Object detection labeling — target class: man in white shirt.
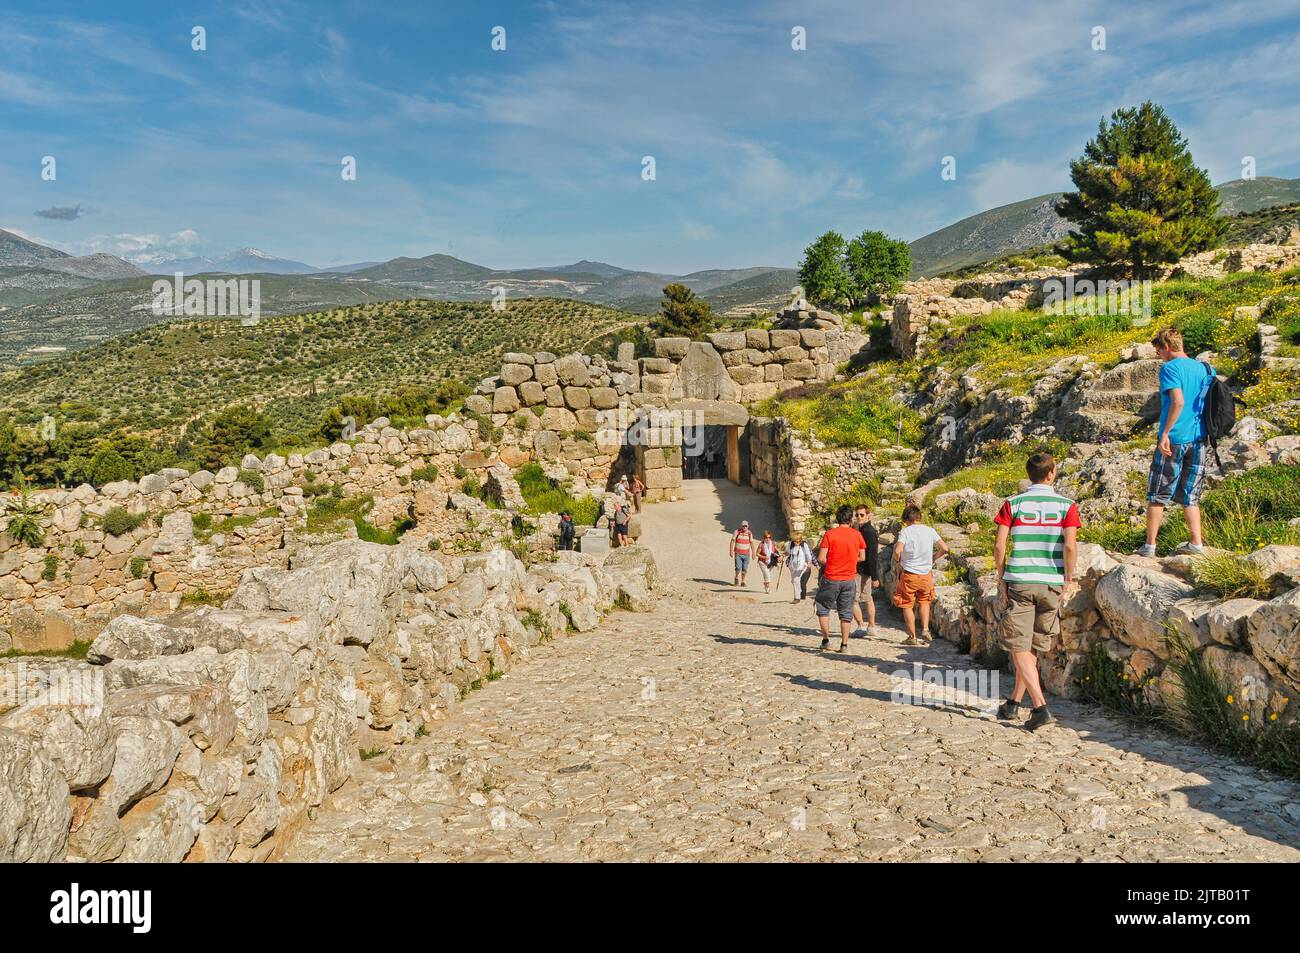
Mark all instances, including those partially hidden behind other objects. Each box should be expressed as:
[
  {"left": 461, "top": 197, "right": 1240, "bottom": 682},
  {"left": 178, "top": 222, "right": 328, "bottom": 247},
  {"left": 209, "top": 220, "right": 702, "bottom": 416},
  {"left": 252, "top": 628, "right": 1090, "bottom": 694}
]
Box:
[{"left": 891, "top": 504, "right": 949, "bottom": 645}]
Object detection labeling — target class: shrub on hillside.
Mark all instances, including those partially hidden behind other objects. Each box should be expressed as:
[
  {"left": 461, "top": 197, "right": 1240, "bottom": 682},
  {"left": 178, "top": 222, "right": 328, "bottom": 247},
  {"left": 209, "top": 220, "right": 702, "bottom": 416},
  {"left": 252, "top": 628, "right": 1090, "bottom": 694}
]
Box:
[{"left": 101, "top": 506, "right": 148, "bottom": 537}]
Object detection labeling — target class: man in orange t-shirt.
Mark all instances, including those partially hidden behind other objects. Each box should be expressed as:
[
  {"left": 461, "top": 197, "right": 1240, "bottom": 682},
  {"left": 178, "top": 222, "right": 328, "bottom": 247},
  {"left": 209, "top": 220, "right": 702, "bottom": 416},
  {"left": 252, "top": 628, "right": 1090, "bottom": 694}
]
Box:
[{"left": 816, "top": 505, "right": 867, "bottom": 653}]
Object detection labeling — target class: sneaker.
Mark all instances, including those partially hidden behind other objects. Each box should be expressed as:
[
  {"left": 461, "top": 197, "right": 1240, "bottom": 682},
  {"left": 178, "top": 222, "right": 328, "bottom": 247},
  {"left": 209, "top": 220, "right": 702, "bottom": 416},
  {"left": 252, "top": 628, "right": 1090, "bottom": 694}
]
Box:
[
  {"left": 1177, "top": 542, "right": 1205, "bottom": 555},
  {"left": 996, "top": 698, "right": 1024, "bottom": 720},
  {"left": 819, "top": 637, "right": 830, "bottom": 651},
  {"left": 1133, "top": 543, "right": 1157, "bottom": 558},
  {"left": 1024, "top": 706, "right": 1056, "bottom": 731},
  {"left": 905, "top": 636, "right": 919, "bottom": 646},
  {"left": 867, "top": 626, "right": 881, "bottom": 638}
]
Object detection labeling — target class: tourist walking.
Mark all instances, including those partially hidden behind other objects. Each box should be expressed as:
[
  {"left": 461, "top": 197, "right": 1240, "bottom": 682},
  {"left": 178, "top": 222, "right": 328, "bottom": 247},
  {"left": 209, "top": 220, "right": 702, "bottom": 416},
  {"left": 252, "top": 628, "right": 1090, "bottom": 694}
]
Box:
[
  {"left": 815, "top": 506, "right": 867, "bottom": 653},
  {"left": 730, "top": 519, "right": 754, "bottom": 586},
  {"left": 756, "top": 530, "right": 780, "bottom": 594},
  {"left": 1137, "top": 327, "right": 1216, "bottom": 557},
  {"left": 993, "top": 452, "right": 1080, "bottom": 732},
  {"left": 891, "top": 504, "right": 948, "bottom": 645},
  {"left": 630, "top": 474, "right": 645, "bottom": 512},
  {"left": 612, "top": 501, "right": 631, "bottom": 547},
  {"left": 785, "top": 532, "right": 815, "bottom": 602},
  {"left": 557, "top": 510, "right": 576, "bottom": 551},
  {"left": 852, "top": 503, "right": 881, "bottom": 637}
]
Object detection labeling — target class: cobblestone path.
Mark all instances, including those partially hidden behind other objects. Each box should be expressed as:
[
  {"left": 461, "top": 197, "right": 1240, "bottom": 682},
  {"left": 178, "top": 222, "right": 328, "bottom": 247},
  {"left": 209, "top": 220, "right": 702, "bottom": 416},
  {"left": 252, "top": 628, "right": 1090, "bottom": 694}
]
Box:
[{"left": 280, "top": 482, "right": 1300, "bottom": 862}]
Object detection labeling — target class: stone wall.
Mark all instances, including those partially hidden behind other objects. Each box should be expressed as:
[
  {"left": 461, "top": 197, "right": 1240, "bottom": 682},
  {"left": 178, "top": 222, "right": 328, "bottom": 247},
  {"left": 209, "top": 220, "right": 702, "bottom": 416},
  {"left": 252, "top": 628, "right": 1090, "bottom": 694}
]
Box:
[
  {"left": 0, "top": 414, "right": 559, "bottom": 653},
  {"left": 0, "top": 538, "right": 661, "bottom": 862}
]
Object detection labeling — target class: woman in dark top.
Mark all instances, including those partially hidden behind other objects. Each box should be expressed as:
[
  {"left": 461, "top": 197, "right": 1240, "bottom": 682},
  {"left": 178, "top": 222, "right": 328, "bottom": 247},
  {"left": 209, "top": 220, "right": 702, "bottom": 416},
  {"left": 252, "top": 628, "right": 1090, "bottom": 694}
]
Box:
[{"left": 853, "top": 503, "right": 881, "bottom": 637}]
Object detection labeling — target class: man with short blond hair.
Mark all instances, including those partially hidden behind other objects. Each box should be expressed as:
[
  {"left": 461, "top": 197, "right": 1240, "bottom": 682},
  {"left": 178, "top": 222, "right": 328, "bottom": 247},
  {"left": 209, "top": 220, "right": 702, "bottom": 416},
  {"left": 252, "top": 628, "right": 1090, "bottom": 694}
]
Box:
[{"left": 1139, "top": 327, "right": 1215, "bottom": 557}]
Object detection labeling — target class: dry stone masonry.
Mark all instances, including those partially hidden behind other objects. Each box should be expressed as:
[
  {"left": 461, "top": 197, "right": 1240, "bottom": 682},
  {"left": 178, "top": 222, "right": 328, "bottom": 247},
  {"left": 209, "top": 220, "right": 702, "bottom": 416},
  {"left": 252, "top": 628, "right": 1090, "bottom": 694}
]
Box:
[{"left": 0, "top": 537, "right": 661, "bottom": 862}]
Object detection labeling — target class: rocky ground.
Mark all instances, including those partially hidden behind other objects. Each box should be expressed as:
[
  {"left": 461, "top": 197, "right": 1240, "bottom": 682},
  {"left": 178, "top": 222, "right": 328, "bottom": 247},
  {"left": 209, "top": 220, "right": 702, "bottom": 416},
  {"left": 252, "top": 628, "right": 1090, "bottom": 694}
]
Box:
[{"left": 279, "top": 481, "right": 1300, "bottom": 862}]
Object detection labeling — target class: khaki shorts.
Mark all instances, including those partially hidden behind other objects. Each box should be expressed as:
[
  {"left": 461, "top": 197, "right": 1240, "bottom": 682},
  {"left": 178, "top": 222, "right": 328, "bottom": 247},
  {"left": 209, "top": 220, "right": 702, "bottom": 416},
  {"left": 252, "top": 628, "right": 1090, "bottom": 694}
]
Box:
[
  {"left": 892, "top": 571, "right": 935, "bottom": 608},
  {"left": 998, "top": 583, "right": 1062, "bottom": 653}
]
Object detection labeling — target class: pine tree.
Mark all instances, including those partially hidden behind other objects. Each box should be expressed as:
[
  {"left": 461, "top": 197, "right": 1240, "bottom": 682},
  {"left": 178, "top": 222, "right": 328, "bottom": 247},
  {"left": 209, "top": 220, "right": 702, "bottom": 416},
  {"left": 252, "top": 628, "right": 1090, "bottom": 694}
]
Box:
[
  {"left": 1058, "top": 101, "right": 1226, "bottom": 277},
  {"left": 652, "top": 283, "right": 716, "bottom": 339}
]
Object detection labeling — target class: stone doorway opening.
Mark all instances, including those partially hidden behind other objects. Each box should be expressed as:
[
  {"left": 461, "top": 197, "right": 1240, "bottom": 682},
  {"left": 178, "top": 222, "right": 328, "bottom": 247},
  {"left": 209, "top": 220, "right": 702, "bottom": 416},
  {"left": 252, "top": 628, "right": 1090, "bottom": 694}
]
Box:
[{"left": 682, "top": 423, "right": 729, "bottom": 480}]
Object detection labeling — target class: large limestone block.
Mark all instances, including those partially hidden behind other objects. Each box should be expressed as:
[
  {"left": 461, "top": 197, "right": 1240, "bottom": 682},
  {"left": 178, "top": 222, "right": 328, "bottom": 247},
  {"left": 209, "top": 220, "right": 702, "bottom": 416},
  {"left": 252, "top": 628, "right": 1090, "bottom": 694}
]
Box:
[
  {"left": 518, "top": 380, "right": 546, "bottom": 406},
  {"left": 88, "top": 616, "right": 193, "bottom": 663},
  {"left": 707, "top": 331, "right": 747, "bottom": 351},
  {"left": 654, "top": 337, "right": 691, "bottom": 359},
  {"left": 564, "top": 386, "right": 592, "bottom": 410},
  {"left": 109, "top": 682, "right": 238, "bottom": 754},
  {"left": 118, "top": 788, "right": 201, "bottom": 863},
  {"left": 98, "top": 715, "right": 184, "bottom": 815},
  {"left": 1247, "top": 586, "right": 1300, "bottom": 689},
  {"left": 541, "top": 406, "right": 577, "bottom": 431},
  {"left": 499, "top": 363, "right": 533, "bottom": 386},
  {"left": 492, "top": 386, "right": 521, "bottom": 414},
  {"left": 678, "top": 342, "right": 738, "bottom": 401},
  {"left": 554, "top": 354, "right": 590, "bottom": 387},
  {"left": 589, "top": 386, "right": 620, "bottom": 410},
  {"left": 534, "top": 362, "right": 559, "bottom": 386},
  {"left": 784, "top": 360, "right": 818, "bottom": 380},
  {"left": 1095, "top": 564, "right": 1196, "bottom": 657},
  {"left": 1, "top": 703, "right": 116, "bottom": 790},
  {"left": 0, "top": 728, "right": 71, "bottom": 862},
  {"left": 105, "top": 649, "right": 269, "bottom": 745},
  {"left": 769, "top": 329, "right": 801, "bottom": 348}
]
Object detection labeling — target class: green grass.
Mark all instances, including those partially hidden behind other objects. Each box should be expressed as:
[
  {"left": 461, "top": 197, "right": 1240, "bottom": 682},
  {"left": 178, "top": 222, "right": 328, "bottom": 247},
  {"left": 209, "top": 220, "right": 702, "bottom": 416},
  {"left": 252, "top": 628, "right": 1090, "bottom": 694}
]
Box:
[
  {"left": 926, "top": 438, "right": 1070, "bottom": 500},
  {"left": 1190, "top": 554, "right": 1272, "bottom": 600},
  {"left": 1077, "top": 642, "right": 1157, "bottom": 719},
  {"left": 0, "top": 639, "right": 91, "bottom": 660},
  {"left": 1163, "top": 629, "right": 1300, "bottom": 781},
  {"left": 1082, "top": 464, "right": 1300, "bottom": 555},
  {"left": 756, "top": 364, "right": 924, "bottom": 449},
  {"left": 305, "top": 489, "right": 411, "bottom": 544},
  {"left": 515, "top": 463, "right": 602, "bottom": 524}
]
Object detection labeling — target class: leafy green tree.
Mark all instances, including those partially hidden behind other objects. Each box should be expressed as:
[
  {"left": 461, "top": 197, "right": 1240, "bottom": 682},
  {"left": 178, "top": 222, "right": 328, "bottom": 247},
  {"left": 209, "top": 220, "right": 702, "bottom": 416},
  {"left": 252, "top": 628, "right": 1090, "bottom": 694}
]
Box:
[
  {"left": 87, "top": 449, "right": 133, "bottom": 486},
  {"left": 844, "top": 230, "right": 912, "bottom": 306},
  {"left": 195, "top": 406, "right": 273, "bottom": 470},
  {"left": 652, "top": 283, "right": 716, "bottom": 339},
  {"left": 798, "top": 231, "right": 850, "bottom": 308},
  {"left": 1058, "top": 101, "right": 1227, "bottom": 276}
]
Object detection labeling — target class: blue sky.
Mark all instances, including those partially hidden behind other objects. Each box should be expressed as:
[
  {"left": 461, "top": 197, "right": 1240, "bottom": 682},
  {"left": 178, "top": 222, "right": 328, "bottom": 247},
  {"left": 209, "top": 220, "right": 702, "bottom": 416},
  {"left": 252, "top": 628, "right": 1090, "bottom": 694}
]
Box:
[{"left": 2, "top": 0, "right": 1299, "bottom": 273}]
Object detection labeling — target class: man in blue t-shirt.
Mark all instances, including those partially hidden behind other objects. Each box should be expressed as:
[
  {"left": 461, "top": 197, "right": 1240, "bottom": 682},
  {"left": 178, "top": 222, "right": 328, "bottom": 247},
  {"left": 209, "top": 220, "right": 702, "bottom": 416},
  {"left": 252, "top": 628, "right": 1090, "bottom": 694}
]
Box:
[{"left": 1138, "top": 327, "right": 1213, "bottom": 557}]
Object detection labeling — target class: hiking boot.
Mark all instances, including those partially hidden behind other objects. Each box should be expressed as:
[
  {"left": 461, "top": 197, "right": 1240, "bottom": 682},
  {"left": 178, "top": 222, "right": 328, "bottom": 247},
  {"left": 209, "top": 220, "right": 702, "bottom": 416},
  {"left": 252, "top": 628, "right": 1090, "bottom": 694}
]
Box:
[
  {"left": 996, "top": 698, "right": 1024, "bottom": 720},
  {"left": 1133, "top": 543, "right": 1157, "bottom": 558},
  {"left": 1024, "top": 706, "right": 1056, "bottom": 731}
]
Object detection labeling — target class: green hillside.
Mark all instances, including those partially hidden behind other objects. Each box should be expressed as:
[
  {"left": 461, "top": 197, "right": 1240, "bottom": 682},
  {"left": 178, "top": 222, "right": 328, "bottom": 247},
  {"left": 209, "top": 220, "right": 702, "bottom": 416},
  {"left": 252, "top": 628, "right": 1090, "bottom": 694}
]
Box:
[{"left": 0, "top": 297, "right": 640, "bottom": 445}]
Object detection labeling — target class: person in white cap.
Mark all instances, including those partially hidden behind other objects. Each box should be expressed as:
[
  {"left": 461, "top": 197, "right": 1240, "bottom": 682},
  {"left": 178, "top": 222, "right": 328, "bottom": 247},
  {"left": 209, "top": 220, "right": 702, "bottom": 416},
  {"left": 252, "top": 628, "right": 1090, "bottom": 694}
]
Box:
[{"left": 730, "top": 520, "right": 754, "bottom": 586}]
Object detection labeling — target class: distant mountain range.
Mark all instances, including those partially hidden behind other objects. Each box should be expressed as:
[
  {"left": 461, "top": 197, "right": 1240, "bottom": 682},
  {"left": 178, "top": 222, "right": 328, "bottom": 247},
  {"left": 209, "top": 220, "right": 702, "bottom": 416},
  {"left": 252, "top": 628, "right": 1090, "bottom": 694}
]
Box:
[
  {"left": 138, "top": 246, "right": 317, "bottom": 275},
  {"left": 908, "top": 176, "right": 1300, "bottom": 276}
]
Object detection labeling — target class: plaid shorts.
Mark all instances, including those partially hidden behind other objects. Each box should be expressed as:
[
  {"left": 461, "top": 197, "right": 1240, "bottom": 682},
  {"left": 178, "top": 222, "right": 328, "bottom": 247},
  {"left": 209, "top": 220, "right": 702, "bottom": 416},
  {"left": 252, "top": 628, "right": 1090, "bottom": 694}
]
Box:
[{"left": 1147, "top": 441, "right": 1206, "bottom": 507}]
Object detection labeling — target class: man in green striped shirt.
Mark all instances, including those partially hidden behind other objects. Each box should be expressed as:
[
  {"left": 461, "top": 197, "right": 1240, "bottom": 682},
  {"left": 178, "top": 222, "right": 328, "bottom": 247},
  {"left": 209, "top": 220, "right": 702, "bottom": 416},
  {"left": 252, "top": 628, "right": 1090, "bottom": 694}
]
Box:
[{"left": 992, "top": 452, "right": 1080, "bottom": 731}]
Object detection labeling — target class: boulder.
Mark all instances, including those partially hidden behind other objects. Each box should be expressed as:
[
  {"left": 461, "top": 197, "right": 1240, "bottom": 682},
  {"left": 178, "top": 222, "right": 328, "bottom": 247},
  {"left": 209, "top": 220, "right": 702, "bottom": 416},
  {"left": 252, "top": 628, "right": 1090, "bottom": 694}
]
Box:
[
  {"left": 0, "top": 703, "right": 116, "bottom": 790},
  {"left": 118, "top": 788, "right": 201, "bottom": 863},
  {"left": 0, "top": 728, "right": 71, "bottom": 862},
  {"left": 1095, "top": 564, "right": 1196, "bottom": 657},
  {"left": 88, "top": 616, "right": 193, "bottom": 664},
  {"left": 1247, "top": 586, "right": 1300, "bottom": 690},
  {"left": 554, "top": 354, "right": 591, "bottom": 387},
  {"left": 97, "top": 715, "right": 184, "bottom": 815}
]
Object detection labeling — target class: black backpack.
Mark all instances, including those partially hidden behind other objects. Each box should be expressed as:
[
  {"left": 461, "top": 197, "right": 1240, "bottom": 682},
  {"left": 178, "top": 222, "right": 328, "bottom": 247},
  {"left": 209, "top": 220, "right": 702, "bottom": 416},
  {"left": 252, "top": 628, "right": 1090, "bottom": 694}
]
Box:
[{"left": 1199, "top": 362, "right": 1237, "bottom": 466}]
